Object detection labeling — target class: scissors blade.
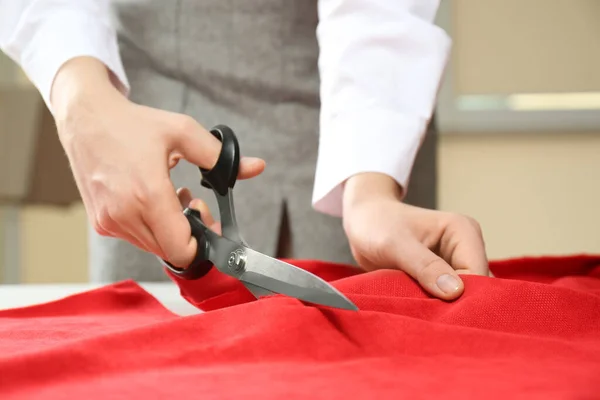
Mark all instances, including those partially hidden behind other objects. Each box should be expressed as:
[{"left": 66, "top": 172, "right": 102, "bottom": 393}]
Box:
[
  {"left": 239, "top": 248, "right": 358, "bottom": 311},
  {"left": 242, "top": 282, "right": 277, "bottom": 298}
]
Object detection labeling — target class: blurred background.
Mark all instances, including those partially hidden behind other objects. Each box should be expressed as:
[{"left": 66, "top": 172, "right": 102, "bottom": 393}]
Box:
[{"left": 1, "top": 0, "right": 599, "bottom": 284}]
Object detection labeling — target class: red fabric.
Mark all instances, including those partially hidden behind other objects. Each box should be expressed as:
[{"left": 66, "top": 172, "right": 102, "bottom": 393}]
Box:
[{"left": 1, "top": 255, "right": 600, "bottom": 399}]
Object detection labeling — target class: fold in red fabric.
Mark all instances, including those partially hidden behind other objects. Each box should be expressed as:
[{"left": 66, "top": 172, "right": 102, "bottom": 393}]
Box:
[{"left": 1, "top": 255, "right": 600, "bottom": 399}]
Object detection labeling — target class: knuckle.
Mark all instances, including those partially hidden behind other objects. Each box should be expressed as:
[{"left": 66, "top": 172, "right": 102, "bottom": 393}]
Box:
[
  {"left": 447, "top": 213, "right": 482, "bottom": 232},
  {"left": 459, "top": 214, "right": 483, "bottom": 235},
  {"left": 173, "top": 115, "right": 197, "bottom": 135},
  {"left": 92, "top": 220, "right": 108, "bottom": 236},
  {"left": 131, "top": 182, "right": 165, "bottom": 207},
  {"left": 95, "top": 208, "right": 115, "bottom": 233},
  {"left": 364, "top": 234, "right": 394, "bottom": 262},
  {"left": 469, "top": 218, "right": 484, "bottom": 235},
  {"left": 446, "top": 213, "right": 466, "bottom": 226},
  {"left": 373, "top": 233, "right": 394, "bottom": 252},
  {"left": 96, "top": 202, "right": 131, "bottom": 232},
  {"left": 107, "top": 204, "right": 129, "bottom": 225},
  {"left": 88, "top": 174, "right": 108, "bottom": 196},
  {"left": 131, "top": 184, "right": 151, "bottom": 206}
]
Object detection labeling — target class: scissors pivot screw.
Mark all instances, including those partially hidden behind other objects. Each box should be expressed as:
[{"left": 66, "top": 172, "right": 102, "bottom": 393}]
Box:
[{"left": 228, "top": 249, "right": 247, "bottom": 273}]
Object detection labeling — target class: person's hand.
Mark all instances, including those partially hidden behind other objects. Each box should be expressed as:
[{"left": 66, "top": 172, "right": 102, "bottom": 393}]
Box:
[
  {"left": 342, "top": 172, "right": 490, "bottom": 300},
  {"left": 51, "top": 57, "right": 265, "bottom": 268},
  {"left": 176, "top": 188, "right": 223, "bottom": 235}
]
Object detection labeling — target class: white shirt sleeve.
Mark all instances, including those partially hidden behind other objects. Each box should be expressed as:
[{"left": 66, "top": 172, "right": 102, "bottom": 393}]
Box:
[
  {"left": 0, "top": 0, "right": 130, "bottom": 111},
  {"left": 314, "top": 0, "right": 451, "bottom": 217}
]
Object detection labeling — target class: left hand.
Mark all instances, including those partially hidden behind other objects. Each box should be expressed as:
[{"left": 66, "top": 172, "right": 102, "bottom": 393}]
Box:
[{"left": 342, "top": 173, "right": 490, "bottom": 301}]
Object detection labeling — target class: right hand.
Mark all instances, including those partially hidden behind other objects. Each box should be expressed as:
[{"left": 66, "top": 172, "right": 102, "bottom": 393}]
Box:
[
  {"left": 51, "top": 57, "right": 265, "bottom": 268},
  {"left": 342, "top": 173, "right": 490, "bottom": 301}
]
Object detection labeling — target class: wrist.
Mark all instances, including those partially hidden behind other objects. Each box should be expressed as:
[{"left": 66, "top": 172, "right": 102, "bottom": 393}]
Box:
[
  {"left": 343, "top": 172, "right": 404, "bottom": 212},
  {"left": 50, "top": 56, "right": 126, "bottom": 124}
]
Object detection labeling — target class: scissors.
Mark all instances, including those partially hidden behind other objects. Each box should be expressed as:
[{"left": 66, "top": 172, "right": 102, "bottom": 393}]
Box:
[{"left": 160, "top": 125, "right": 358, "bottom": 311}]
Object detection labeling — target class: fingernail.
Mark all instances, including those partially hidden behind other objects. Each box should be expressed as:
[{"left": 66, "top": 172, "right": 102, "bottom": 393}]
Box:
[
  {"left": 436, "top": 274, "right": 461, "bottom": 294},
  {"left": 243, "top": 157, "right": 264, "bottom": 165}
]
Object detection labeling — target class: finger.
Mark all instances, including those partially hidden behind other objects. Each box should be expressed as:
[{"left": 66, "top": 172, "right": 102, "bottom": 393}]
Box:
[
  {"left": 176, "top": 188, "right": 217, "bottom": 229},
  {"left": 188, "top": 197, "right": 221, "bottom": 236},
  {"left": 237, "top": 157, "right": 266, "bottom": 180},
  {"left": 209, "top": 221, "right": 222, "bottom": 236},
  {"left": 92, "top": 220, "right": 115, "bottom": 238},
  {"left": 120, "top": 233, "right": 155, "bottom": 255},
  {"left": 441, "top": 217, "right": 489, "bottom": 276},
  {"left": 77, "top": 181, "right": 111, "bottom": 238},
  {"left": 188, "top": 199, "right": 221, "bottom": 235},
  {"left": 144, "top": 178, "right": 198, "bottom": 268},
  {"left": 171, "top": 117, "right": 221, "bottom": 169},
  {"left": 96, "top": 218, "right": 156, "bottom": 255},
  {"left": 84, "top": 177, "right": 162, "bottom": 257},
  {"left": 121, "top": 217, "right": 167, "bottom": 259},
  {"left": 188, "top": 198, "right": 216, "bottom": 227},
  {"left": 176, "top": 187, "right": 193, "bottom": 208},
  {"left": 95, "top": 207, "right": 165, "bottom": 257},
  {"left": 172, "top": 117, "right": 265, "bottom": 180},
  {"left": 391, "top": 238, "right": 464, "bottom": 301}
]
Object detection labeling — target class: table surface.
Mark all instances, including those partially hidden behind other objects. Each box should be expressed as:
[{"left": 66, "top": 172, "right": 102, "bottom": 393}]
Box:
[{"left": 0, "top": 282, "right": 202, "bottom": 316}]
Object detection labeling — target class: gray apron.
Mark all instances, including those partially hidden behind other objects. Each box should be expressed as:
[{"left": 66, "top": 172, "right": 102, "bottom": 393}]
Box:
[{"left": 89, "top": 0, "right": 438, "bottom": 282}]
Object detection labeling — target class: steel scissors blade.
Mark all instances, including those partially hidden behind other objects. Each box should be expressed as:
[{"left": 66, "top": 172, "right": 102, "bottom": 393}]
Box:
[{"left": 160, "top": 125, "right": 358, "bottom": 311}]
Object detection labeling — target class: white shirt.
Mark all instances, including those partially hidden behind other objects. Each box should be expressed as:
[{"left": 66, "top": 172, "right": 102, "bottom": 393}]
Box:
[{"left": 0, "top": 0, "right": 450, "bottom": 218}]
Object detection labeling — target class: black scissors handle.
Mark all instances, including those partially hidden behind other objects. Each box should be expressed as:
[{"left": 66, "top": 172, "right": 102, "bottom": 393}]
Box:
[
  {"left": 199, "top": 125, "right": 240, "bottom": 196},
  {"left": 161, "top": 124, "right": 241, "bottom": 279}
]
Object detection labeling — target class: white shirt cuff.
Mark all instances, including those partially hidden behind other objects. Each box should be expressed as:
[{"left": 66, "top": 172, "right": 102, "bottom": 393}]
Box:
[
  {"left": 7, "top": 8, "right": 129, "bottom": 111},
  {"left": 312, "top": 110, "right": 426, "bottom": 217},
  {"left": 313, "top": 0, "right": 451, "bottom": 218}
]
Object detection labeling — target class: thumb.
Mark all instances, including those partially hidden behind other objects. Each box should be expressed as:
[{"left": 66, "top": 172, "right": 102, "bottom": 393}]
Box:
[
  {"left": 174, "top": 117, "right": 266, "bottom": 179},
  {"left": 393, "top": 238, "right": 464, "bottom": 301}
]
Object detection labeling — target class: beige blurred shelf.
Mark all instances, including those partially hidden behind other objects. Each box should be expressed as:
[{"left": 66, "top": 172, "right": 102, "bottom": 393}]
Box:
[
  {"left": 452, "top": 0, "right": 600, "bottom": 95},
  {"left": 0, "top": 53, "right": 40, "bottom": 284},
  {"left": 435, "top": 0, "right": 600, "bottom": 133}
]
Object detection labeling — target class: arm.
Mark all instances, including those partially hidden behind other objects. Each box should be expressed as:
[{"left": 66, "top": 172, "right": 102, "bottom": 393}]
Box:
[
  {"left": 313, "top": 0, "right": 451, "bottom": 216},
  {"left": 0, "top": 0, "right": 129, "bottom": 111},
  {"left": 0, "top": 0, "right": 265, "bottom": 270},
  {"left": 315, "top": 0, "right": 489, "bottom": 300}
]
